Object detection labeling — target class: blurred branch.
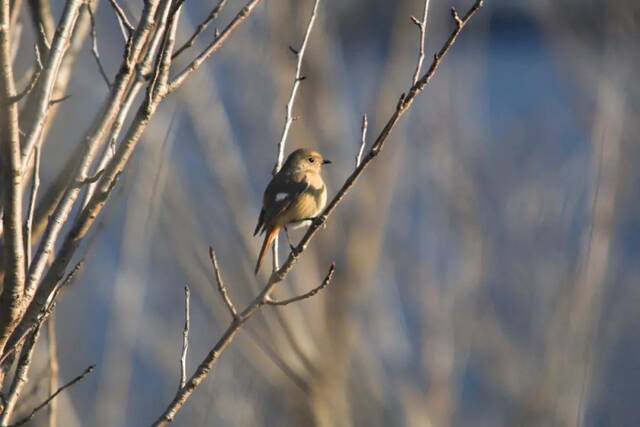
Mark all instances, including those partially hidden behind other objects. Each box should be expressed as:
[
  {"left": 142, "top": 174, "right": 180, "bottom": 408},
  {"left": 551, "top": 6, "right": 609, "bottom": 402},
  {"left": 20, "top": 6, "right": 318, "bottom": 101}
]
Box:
[
  {"left": 172, "top": 0, "right": 227, "bottom": 59},
  {"left": 10, "top": 365, "right": 95, "bottom": 427}
]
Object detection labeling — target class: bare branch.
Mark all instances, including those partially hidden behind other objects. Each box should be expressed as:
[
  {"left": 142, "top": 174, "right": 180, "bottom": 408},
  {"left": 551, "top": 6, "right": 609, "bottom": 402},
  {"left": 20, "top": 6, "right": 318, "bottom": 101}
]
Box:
[
  {"left": 179, "top": 286, "right": 190, "bottom": 389},
  {"left": 152, "top": 1, "right": 483, "bottom": 422},
  {"left": 208, "top": 247, "right": 238, "bottom": 320},
  {"left": 411, "top": 0, "right": 430, "bottom": 85},
  {"left": 86, "top": 2, "right": 112, "bottom": 88},
  {"left": 355, "top": 114, "right": 367, "bottom": 167},
  {"left": 266, "top": 263, "right": 335, "bottom": 306},
  {"left": 172, "top": 0, "right": 227, "bottom": 59},
  {"left": 10, "top": 364, "right": 95, "bottom": 427},
  {"left": 272, "top": 0, "right": 321, "bottom": 174},
  {"left": 168, "top": 0, "right": 264, "bottom": 93}
]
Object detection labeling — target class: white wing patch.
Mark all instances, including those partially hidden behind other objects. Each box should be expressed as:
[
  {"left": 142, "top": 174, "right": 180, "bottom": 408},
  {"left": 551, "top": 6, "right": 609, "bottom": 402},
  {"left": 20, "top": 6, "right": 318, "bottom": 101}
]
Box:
[{"left": 275, "top": 192, "right": 288, "bottom": 202}]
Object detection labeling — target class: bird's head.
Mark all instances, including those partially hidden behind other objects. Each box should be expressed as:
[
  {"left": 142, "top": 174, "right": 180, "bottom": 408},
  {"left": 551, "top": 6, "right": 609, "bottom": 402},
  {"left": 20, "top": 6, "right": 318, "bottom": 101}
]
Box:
[{"left": 285, "top": 148, "right": 331, "bottom": 174}]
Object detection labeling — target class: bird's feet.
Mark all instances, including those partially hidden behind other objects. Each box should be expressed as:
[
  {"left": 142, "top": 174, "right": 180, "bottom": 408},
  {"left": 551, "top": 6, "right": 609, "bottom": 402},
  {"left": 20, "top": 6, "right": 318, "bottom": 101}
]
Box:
[
  {"left": 312, "top": 214, "right": 327, "bottom": 229},
  {"left": 284, "top": 226, "right": 300, "bottom": 256},
  {"left": 289, "top": 244, "right": 301, "bottom": 257}
]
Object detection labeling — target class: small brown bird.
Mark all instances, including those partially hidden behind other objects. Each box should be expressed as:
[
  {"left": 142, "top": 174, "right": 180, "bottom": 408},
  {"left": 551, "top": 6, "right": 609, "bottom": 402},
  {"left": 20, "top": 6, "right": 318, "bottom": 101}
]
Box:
[{"left": 254, "top": 148, "right": 331, "bottom": 274}]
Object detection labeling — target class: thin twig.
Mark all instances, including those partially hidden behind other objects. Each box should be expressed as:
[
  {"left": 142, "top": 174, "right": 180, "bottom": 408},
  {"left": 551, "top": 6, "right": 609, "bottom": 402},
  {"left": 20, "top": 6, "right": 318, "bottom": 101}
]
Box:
[
  {"left": 24, "top": 145, "right": 41, "bottom": 272},
  {"left": 208, "top": 247, "right": 238, "bottom": 320},
  {"left": 86, "top": 2, "right": 112, "bottom": 88},
  {"left": 38, "top": 24, "right": 51, "bottom": 51},
  {"left": 272, "top": 0, "right": 321, "bottom": 174},
  {"left": 107, "top": 0, "right": 134, "bottom": 41},
  {"left": 355, "top": 114, "right": 367, "bottom": 167},
  {"left": 411, "top": 0, "right": 430, "bottom": 85},
  {"left": 48, "top": 94, "right": 72, "bottom": 105},
  {"left": 6, "top": 45, "right": 43, "bottom": 104},
  {"left": 172, "top": 0, "right": 227, "bottom": 59},
  {"left": 10, "top": 365, "right": 95, "bottom": 427},
  {"left": 179, "top": 286, "right": 190, "bottom": 389},
  {"left": 168, "top": 0, "right": 264, "bottom": 93},
  {"left": 266, "top": 263, "right": 335, "bottom": 306}
]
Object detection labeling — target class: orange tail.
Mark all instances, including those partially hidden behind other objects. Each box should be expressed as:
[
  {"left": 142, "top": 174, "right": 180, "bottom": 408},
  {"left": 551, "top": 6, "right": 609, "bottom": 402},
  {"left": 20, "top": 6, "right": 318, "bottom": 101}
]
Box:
[{"left": 255, "top": 227, "right": 279, "bottom": 275}]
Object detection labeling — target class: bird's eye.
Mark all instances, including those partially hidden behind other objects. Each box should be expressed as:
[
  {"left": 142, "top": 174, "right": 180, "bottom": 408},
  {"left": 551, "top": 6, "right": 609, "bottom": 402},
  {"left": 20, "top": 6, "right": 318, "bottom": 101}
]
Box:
[{"left": 308, "top": 157, "right": 315, "bottom": 163}]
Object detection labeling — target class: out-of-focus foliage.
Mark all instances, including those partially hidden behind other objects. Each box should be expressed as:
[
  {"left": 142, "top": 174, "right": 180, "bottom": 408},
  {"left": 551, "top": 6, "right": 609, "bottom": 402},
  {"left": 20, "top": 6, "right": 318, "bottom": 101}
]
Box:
[{"left": 13, "top": 0, "right": 639, "bottom": 425}]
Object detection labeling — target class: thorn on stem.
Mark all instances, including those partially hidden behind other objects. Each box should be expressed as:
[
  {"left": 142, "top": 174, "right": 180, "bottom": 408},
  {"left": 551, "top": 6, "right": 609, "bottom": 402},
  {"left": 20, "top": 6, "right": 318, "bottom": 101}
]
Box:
[
  {"left": 410, "top": 15, "right": 421, "bottom": 27},
  {"left": 49, "top": 94, "right": 72, "bottom": 105},
  {"left": 288, "top": 45, "right": 299, "bottom": 55}
]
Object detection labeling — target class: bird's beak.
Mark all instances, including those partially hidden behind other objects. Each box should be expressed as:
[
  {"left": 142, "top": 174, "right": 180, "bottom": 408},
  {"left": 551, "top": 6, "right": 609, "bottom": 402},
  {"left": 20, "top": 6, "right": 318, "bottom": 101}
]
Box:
[{"left": 322, "top": 159, "right": 332, "bottom": 165}]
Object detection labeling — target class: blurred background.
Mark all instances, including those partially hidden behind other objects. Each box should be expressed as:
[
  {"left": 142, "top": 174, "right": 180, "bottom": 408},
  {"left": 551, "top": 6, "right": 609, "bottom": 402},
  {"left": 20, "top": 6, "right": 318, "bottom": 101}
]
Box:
[{"left": 11, "top": 0, "right": 640, "bottom": 425}]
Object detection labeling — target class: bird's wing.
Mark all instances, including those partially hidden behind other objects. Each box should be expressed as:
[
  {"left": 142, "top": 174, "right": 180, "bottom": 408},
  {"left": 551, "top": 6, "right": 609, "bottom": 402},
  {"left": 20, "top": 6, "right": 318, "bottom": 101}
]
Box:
[{"left": 254, "top": 174, "right": 309, "bottom": 235}]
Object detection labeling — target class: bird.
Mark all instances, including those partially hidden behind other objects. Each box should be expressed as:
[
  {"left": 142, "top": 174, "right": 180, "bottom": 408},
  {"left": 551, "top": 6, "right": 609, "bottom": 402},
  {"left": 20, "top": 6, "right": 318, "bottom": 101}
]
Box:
[{"left": 254, "top": 148, "right": 331, "bottom": 274}]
